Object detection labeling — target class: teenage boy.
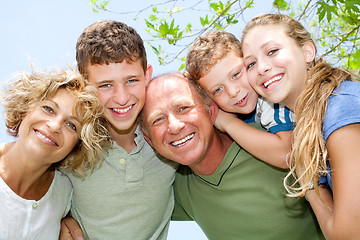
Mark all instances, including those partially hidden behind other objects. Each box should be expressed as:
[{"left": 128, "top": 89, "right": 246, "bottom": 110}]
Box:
[{"left": 61, "top": 20, "right": 177, "bottom": 240}]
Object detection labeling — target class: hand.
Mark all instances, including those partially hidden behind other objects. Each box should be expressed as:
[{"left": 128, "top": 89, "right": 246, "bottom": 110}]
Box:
[
  {"left": 59, "top": 216, "right": 85, "bottom": 240},
  {"left": 214, "top": 109, "right": 237, "bottom": 132}
]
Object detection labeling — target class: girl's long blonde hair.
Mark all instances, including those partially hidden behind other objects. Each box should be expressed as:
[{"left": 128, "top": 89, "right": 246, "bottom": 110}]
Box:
[{"left": 242, "top": 13, "right": 357, "bottom": 197}]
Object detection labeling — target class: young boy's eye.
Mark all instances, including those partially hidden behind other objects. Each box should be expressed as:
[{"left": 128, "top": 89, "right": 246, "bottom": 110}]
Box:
[
  {"left": 268, "top": 49, "right": 279, "bottom": 56},
  {"left": 213, "top": 86, "right": 223, "bottom": 95},
  {"left": 152, "top": 116, "right": 164, "bottom": 126},
  {"left": 232, "top": 72, "right": 241, "bottom": 80}
]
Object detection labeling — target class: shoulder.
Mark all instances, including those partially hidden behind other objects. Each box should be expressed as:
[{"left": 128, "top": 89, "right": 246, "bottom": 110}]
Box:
[{"left": 324, "top": 81, "right": 360, "bottom": 141}]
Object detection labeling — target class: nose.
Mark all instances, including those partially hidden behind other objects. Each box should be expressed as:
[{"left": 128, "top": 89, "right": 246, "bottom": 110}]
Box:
[
  {"left": 226, "top": 85, "right": 240, "bottom": 98},
  {"left": 168, "top": 114, "right": 185, "bottom": 135},
  {"left": 257, "top": 58, "right": 271, "bottom": 75},
  {"left": 113, "top": 85, "right": 130, "bottom": 105},
  {"left": 46, "top": 117, "right": 62, "bottom": 133}
]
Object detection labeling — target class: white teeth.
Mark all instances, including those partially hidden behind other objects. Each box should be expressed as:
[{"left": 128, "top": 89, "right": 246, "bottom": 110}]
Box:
[
  {"left": 113, "top": 105, "right": 132, "bottom": 113},
  {"left": 171, "top": 133, "right": 195, "bottom": 146},
  {"left": 264, "top": 75, "right": 282, "bottom": 88},
  {"left": 36, "top": 130, "right": 57, "bottom": 146}
]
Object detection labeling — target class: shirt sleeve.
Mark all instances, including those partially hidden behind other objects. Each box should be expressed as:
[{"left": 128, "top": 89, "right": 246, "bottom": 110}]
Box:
[
  {"left": 256, "top": 98, "right": 295, "bottom": 134},
  {"left": 323, "top": 81, "right": 360, "bottom": 141}
]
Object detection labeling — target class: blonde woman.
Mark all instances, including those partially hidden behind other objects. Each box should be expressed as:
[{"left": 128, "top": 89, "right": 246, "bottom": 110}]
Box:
[{"left": 0, "top": 68, "right": 108, "bottom": 239}]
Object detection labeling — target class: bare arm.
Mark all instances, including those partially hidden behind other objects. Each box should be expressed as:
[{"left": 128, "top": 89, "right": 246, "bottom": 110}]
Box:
[
  {"left": 59, "top": 216, "right": 85, "bottom": 240},
  {"left": 215, "top": 109, "right": 291, "bottom": 168},
  {"left": 306, "top": 123, "right": 360, "bottom": 240}
]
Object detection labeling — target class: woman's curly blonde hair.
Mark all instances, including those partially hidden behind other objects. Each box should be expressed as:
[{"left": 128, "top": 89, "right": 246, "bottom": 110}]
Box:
[{"left": 1, "top": 67, "right": 109, "bottom": 177}]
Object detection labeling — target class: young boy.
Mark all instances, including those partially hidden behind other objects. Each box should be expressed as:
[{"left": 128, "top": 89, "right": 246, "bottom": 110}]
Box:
[
  {"left": 186, "top": 30, "right": 294, "bottom": 168},
  {"left": 61, "top": 20, "right": 178, "bottom": 240}
]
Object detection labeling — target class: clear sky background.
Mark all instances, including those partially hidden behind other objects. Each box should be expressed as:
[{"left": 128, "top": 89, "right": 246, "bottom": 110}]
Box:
[{"left": 0, "top": 0, "right": 277, "bottom": 239}]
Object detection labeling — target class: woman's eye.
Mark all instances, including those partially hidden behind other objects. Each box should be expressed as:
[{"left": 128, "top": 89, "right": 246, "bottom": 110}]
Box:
[
  {"left": 43, "top": 106, "right": 54, "bottom": 114},
  {"left": 67, "top": 122, "right": 77, "bottom": 131}
]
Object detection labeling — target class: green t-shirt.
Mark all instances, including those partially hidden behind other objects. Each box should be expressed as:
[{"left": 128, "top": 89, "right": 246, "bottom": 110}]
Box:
[{"left": 173, "top": 139, "right": 324, "bottom": 240}]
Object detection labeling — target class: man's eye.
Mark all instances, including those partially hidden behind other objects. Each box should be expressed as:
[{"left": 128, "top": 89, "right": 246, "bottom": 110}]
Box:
[
  {"left": 152, "top": 117, "right": 164, "bottom": 125},
  {"left": 268, "top": 49, "right": 279, "bottom": 56}
]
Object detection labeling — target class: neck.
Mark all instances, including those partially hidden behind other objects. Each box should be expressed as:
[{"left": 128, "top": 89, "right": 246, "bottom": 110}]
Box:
[
  {"left": 107, "top": 122, "right": 138, "bottom": 153},
  {"left": 190, "top": 131, "right": 233, "bottom": 175},
  {"left": 0, "top": 142, "right": 54, "bottom": 200}
]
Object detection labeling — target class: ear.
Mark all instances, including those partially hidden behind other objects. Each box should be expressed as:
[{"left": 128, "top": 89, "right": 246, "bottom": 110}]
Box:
[
  {"left": 141, "top": 128, "right": 153, "bottom": 147},
  {"left": 208, "top": 100, "right": 219, "bottom": 124},
  {"left": 144, "top": 64, "right": 153, "bottom": 85},
  {"left": 302, "top": 41, "right": 316, "bottom": 63}
]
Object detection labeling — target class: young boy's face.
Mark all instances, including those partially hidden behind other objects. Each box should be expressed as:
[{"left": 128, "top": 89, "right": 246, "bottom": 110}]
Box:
[
  {"left": 87, "top": 60, "right": 152, "bottom": 137},
  {"left": 198, "top": 52, "right": 258, "bottom": 114}
]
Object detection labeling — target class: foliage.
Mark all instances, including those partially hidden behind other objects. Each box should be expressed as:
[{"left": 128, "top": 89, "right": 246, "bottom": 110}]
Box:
[{"left": 90, "top": 0, "right": 360, "bottom": 72}]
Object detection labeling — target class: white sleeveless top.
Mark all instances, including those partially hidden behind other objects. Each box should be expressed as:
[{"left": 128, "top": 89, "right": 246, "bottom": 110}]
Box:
[{"left": 0, "top": 170, "right": 72, "bottom": 240}]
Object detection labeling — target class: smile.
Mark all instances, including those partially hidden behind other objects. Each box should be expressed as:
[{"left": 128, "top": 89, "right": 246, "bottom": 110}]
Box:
[
  {"left": 171, "top": 133, "right": 195, "bottom": 147},
  {"left": 264, "top": 75, "right": 282, "bottom": 88},
  {"left": 112, "top": 105, "right": 133, "bottom": 114},
  {"left": 35, "top": 130, "right": 57, "bottom": 146},
  {"left": 235, "top": 94, "right": 247, "bottom": 105}
]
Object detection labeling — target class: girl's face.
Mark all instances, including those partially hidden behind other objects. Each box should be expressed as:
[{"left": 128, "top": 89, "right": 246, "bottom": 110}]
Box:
[
  {"left": 242, "top": 24, "right": 315, "bottom": 111},
  {"left": 18, "top": 88, "right": 81, "bottom": 164}
]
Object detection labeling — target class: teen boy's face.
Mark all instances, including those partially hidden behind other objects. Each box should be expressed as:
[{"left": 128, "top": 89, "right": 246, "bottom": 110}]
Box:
[
  {"left": 198, "top": 52, "right": 258, "bottom": 114},
  {"left": 87, "top": 60, "right": 152, "bottom": 137}
]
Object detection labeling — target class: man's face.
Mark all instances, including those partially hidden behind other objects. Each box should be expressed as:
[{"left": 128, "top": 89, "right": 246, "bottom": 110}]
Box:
[
  {"left": 142, "top": 75, "right": 216, "bottom": 167},
  {"left": 87, "top": 61, "right": 152, "bottom": 138}
]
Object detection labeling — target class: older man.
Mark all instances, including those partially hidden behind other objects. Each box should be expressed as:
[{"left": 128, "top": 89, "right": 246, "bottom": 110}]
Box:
[{"left": 140, "top": 72, "right": 324, "bottom": 240}]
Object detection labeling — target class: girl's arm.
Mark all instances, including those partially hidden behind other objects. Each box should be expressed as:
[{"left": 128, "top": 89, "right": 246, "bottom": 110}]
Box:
[
  {"left": 215, "top": 109, "right": 291, "bottom": 168},
  {"left": 307, "top": 123, "right": 360, "bottom": 240}
]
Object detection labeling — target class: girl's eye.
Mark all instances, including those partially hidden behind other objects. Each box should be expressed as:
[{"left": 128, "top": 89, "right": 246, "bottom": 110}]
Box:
[
  {"left": 213, "top": 86, "right": 223, "bottom": 95},
  {"left": 43, "top": 106, "right": 54, "bottom": 114},
  {"left": 246, "top": 62, "right": 255, "bottom": 70},
  {"left": 66, "top": 122, "right": 77, "bottom": 131},
  {"left": 268, "top": 49, "right": 279, "bottom": 56}
]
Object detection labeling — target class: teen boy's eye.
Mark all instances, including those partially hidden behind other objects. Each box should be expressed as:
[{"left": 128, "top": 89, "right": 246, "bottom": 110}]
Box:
[
  {"left": 152, "top": 116, "right": 164, "bottom": 126},
  {"left": 127, "top": 79, "right": 138, "bottom": 84},
  {"left": 98, "top": 83, "right": 111, "bottom": 88}
]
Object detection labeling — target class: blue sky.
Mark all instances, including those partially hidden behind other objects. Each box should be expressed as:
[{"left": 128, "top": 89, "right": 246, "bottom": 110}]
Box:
[{"left": 0, "top": 1, "right": 276, "bottom": 239}]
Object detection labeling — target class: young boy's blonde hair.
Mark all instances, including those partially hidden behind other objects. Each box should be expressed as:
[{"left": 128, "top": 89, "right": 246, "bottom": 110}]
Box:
[
  {"left": 186, "top": 30, "right": 242, "bottom": 80},
  {"left": 2, "top": 68, "right": 109, "bottom": 177}
]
